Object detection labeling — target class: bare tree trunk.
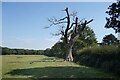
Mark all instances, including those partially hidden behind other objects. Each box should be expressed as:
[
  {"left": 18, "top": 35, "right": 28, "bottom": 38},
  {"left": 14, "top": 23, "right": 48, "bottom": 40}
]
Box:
[
  {"left": 65, "top": 34, "right": 80, "bottom": 61},
  {"left": 65, "top": 17, "right": 79, "bottom": 61},
  {"left": 65, "top": 44, "right": 73, "bottom": 61}
]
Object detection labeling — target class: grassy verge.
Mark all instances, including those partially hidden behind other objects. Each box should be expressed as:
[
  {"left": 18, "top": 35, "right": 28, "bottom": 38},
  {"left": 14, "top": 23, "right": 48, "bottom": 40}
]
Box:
[
  {"left": 0, "top": 55, "right": 2, "bottom": 78},
  {"left": 2, "top": 55, "right": 118, "bottom": 79}
]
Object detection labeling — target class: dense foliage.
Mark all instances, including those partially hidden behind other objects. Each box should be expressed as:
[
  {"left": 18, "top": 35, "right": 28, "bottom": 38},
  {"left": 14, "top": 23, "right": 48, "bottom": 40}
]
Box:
[
  {"left": 73, "top": 26, "right": 97, "bottom": 53},
  {"left": 74, "top": 45, "right": 120, "bottom": 75},
  {"left": 2, "top": 47, "right": 44, "bottom": 55},
  {"left": 105, "top": 1, "right": 120, "bottom": 33},
  {"left": 43, "top": 42, "right": 64, "bottom": 58},
  {"left": 102, "top": 34, "right": 119, "bottom": 45}
]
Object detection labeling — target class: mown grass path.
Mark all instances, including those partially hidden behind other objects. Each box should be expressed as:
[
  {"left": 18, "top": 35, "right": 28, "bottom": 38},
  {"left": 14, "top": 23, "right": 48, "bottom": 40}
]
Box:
[{"left": 2, "top": 55, "right": 118, "bottom": 78}]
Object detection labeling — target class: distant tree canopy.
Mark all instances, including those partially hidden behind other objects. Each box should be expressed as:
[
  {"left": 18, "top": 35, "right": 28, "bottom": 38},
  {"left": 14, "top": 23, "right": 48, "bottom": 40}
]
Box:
[
  {"left": 2, "top": 47, "right": 44, "bottom": 55},
  {"left": 105, "top": 1, "right": 120, "bottom": 33},
  {"left": 102, "top": 34, "right": 119, "bottom": 45}
]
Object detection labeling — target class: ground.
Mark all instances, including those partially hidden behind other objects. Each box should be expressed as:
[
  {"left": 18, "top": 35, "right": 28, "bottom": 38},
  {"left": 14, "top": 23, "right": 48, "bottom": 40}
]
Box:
[
  {"left": 1, "top": 55, "right": 118, "bottom": 79},
  {"left": 0, "top": 55, "right": 2, "bottom": 78}
]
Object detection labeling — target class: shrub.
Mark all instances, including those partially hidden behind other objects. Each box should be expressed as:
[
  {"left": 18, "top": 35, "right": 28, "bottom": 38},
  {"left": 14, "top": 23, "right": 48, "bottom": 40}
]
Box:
[{"left": 74, "top": 45, "right": 120, "bottom": 75}]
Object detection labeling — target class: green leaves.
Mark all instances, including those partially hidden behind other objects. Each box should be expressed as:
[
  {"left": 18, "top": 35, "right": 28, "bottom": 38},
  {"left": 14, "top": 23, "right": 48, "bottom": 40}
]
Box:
[
  {"left": 102, "top": 34, "right": 119, "bottom": 45},
  {"left": 105, "top": 1, "right": 120, "bottom": 33}
]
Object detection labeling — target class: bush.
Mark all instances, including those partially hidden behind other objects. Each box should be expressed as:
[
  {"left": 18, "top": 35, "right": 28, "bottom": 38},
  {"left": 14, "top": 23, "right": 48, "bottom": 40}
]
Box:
[
  {"left": 101, "top": 61, "right": 114, "bottom": 71},
  {"left": 74, "top": 45, "right": 120, "bottom": 75}
]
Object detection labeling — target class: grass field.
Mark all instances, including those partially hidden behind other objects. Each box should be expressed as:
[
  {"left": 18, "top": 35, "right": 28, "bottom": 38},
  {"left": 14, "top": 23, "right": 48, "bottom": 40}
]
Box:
[
  {"left": 0, "top": 55, "right": 2, "bottom": 78},
  {"left": 2, "top": 55, "right": 118, "bottom": 79}
]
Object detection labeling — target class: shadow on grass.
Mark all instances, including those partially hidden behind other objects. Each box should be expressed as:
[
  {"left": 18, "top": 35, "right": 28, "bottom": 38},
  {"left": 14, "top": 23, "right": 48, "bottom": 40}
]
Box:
[
  {"left": 5, "top": 66, "right": 116, "bottom": 78},
  {"left": 8, "top": 60, "right": 63, "bottom": 64}
]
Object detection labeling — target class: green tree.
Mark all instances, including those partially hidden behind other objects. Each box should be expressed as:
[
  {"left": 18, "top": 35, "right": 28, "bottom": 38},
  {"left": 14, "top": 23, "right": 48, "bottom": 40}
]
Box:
[
  {"left": 102, "top": 34, "right": 119, "bottom": 45},
  {"left": 2, "top": 47, "right": 10, "bottom": 55},
  {"left": 44, "top": 48, "right": 51, "bottom": 56},
  {"left": 49, "top": 42, "right": 65, "bottom": 58},
  {"left": 73, "top": 26, "right": 97, "bottom": 52},
  {"left": 105, "top": 1, "right": 120, "bottom": 33}
]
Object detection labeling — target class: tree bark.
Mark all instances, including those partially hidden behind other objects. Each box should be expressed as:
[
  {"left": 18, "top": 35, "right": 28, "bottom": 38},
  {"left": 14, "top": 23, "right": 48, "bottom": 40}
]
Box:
[
  {"left": 65, "top": 44, "right": 73, "bottom": 61},
  {"left": 65, "top": 17, "right": 79, "bottom": 61}
]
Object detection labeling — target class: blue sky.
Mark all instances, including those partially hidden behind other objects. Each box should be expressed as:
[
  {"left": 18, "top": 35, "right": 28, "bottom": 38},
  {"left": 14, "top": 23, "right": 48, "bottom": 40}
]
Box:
[
  {"left": 2, "top": 2, "right": 118, "bottom": 50},
  {"left": 0, "top": 2, "right": 1, "bottom": 47},
  {"left": 2, "top": 0, "right": 116, "bottom": 2}
]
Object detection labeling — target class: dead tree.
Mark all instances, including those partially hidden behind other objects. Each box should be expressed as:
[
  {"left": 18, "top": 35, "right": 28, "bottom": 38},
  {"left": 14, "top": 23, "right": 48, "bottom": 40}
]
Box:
[{"left": 48, "top": 8, "right": 93, "bottom": 61}]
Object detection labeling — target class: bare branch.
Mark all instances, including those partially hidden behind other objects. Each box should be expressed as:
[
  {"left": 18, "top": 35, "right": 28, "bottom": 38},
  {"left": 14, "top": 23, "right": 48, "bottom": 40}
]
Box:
[
  {"left": 86, "top": 19, "right": 94, "bottom": 24},
  {"left": 53, "top": 16, "right": 58, "bottom": 21},
  {"left": 52, "top": 21, "right": 67, "bottom": 25},
  {"left": 59, "top": 25, "right": 65, "bottom": 36},
  {"left": 68, "top": 23, "right": 75, "bottom": 30},
  {"left": 75, "top": 17, "right": 79, "bottom": 33},
  {"left": 48, "top": 17, "right": 67, "bottom": 26},
  {"left": 50, "top": 33, "right": 61, "bottom": 36},
  {"left": 70, "top": 11, "right": 77, "bottom": 16},
  {"left": 80, "top": 19, "right": 93, "bottom": 31},
  {"left": 78, "top": 18, "right": 86, "bottom": 23},
  {"left": 48, "top": 18, "right": 52, "bottom": 23},
  {"left": 81, "top": 20, "right": 87, "bottom": 31},
  {"left": 70, "top": 11, "right": 77, "bottom": 21},
  {"left": 58, "top": 17, "right": 67, "bottom": 21},
  {"left": 44, "top": 26, "right": 50, "bottom": 29},
  {"left": 52, "top": 16, "right": 67, "bottom": 22},
  {"left": 61, "top": 30, "right": 65, "bottom": 36},
  {"left": 63, "top": 7, "right": 71, "bottom": 44},
  {"left": 65, "top": 10, "right": 69, "bottom": 16}
]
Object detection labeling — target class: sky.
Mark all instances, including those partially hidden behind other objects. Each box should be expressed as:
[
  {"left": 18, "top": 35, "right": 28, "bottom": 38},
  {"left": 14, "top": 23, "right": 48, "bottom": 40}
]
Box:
[
  {"left": 0, "top": 2, "right": 1, "bottom": 48},
  {"left": 1, "top": 0, "right": 116, "bottom": 2},
  {"left": 2, "top": 2, "right": 119, "bottom": 50}
]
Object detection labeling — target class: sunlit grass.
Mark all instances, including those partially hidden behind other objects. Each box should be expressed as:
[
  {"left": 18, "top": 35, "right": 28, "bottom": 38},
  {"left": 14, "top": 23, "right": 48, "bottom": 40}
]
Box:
[
  {"left": 0, "top": 55, "right": 2, "bottom": 78},
  {"left": 2, "top": 55, "right": 118, "bottom": 78}
]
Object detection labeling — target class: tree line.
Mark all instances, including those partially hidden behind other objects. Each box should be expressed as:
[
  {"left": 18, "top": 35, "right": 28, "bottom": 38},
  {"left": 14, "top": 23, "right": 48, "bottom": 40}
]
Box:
[
  {"left": 2, "top": 47, "right": 44, "bottom": 55},
  {"left": 2, "top": 32, "right": 119, "bottom": 56}
]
